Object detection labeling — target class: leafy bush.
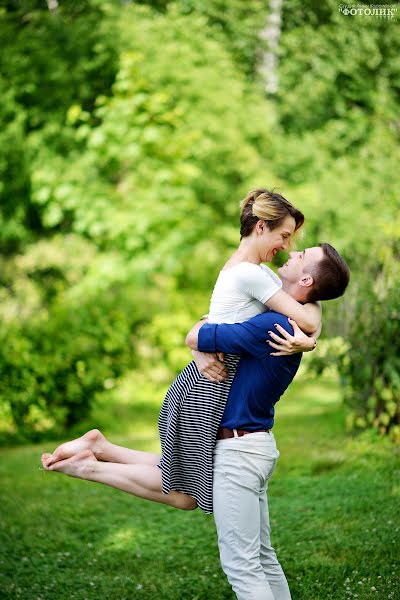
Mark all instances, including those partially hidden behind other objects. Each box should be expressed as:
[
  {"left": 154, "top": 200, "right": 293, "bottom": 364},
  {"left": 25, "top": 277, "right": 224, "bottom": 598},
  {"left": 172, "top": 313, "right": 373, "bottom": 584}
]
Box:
[
  {"left": 0, "top": 0, "right": 118, "bottom": 129},
  {"left": 307, "top": 237, "right": 400, "bottom": 442},
  {"left": 0, "top": 0, "right": 119, "bottom": 253},
  {"left": 176, "top": 0, "right": 267, "bottom": 77},
  {"left": 0, "top": 77, "right": 31, "bottom": 253},
  {"left": 339, "top": 251, "right": 400, "bottom": 442},
  {"left": 0, "top": 294, "right": 138, "bottom": 433},
  {"left": 0, "top": 236, "right": 149, "bottom": 436},
  {"left": 278, "top": 0, "right": 399, "bottom": 134},
  {"left": 135, "top": 0, "right": 266, "bottom": 77}
]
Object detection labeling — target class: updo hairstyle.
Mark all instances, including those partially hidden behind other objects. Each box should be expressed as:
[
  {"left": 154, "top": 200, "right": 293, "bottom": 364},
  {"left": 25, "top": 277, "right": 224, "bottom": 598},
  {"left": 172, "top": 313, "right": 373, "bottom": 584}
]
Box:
[{"left": 240, "top": 188, "right": 304, "bottom": 239}]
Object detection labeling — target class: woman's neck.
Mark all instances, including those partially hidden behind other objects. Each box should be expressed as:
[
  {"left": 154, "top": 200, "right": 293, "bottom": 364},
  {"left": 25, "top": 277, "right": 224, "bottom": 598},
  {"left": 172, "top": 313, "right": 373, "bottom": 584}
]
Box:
[{"left": 224, "top": 239, "right": 261, "bottom": 268}]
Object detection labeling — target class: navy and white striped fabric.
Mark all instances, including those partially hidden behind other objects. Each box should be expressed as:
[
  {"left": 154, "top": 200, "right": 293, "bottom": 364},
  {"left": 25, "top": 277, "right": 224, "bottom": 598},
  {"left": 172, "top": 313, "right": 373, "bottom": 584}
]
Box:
[{"left": 158, "top": 354, "right": 239, "bottom": 514}]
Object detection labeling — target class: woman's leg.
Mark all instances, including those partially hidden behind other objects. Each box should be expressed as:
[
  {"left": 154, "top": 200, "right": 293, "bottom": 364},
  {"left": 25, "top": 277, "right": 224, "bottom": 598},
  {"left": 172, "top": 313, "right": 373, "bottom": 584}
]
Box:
[
  {"left": 42, "top": 450, "right": 197, "bottom": 511},
  {"left": 42, "top": 429, "right": 161, "bottom": 468}
]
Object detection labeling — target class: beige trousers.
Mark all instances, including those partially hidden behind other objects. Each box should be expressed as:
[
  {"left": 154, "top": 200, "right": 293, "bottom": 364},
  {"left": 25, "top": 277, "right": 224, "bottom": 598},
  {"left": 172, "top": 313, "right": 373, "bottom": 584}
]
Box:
[{"left": 213, "top": 431, "right": 291, "bottom": 600}]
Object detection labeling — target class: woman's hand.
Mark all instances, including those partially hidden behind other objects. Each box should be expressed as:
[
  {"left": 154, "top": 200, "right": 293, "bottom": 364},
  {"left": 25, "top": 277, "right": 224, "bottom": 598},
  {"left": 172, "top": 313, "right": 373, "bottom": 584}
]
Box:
[
  {"left": 267, "top": 318, "right": 316, "bottom": 356},
  {"left": 192, "top": 350, "right": 228, "bottom": 382}
]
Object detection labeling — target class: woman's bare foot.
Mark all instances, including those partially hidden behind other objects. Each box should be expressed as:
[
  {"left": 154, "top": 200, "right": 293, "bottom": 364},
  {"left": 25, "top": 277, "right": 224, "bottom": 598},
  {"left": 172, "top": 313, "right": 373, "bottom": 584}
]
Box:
[
  {"left": 44, "top": 449, "right": 97, "bottom": 479},
  {"left": 42, "top": 429, "right": 106, "bottom": 468}
]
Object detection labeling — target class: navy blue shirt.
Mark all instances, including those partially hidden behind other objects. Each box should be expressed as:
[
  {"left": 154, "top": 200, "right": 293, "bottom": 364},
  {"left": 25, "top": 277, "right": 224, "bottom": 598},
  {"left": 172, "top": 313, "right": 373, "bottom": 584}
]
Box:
[{"left": 198, "top": 311, "right": 302, "bottom": 430}]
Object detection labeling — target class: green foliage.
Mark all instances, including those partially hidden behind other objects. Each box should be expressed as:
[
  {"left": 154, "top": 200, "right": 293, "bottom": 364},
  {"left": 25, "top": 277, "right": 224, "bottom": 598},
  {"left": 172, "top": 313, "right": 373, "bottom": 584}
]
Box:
[
  {"left": 339, "top": 247, "right": 400, "bottom": 441},
  {"left": 1, "top": 1, "right": 277, "bottom": 436},
  {"left": 32, "top": 4, "right": 274, "bottom": 272},
  {"left": 0, "top": 0, "right": 119, "bottom": 252},
  {"left": 0, "top": 235, "right": 149, "bottom": 435},
  {"left": 176, "top": 0, "right": 267, "bottom": 77},
  {"left": 0, "top": 1, "right": 118, "bottom": 129},
  {"left": 0, "top": 0, "right": 399, "bottom": 439},
  {"left": 135, "top": 0, "right": 267, "bottom": 76},
  {"left": 0, "top": 77, "right": 32, "bottom": 252},
  {"left": 271, "top": 0, "right": 400, "bottom": 257},
  {"left": 275, "top": 121, "right": 400, "bottom": 258},
  {"left": 273, "top": 0, "right": 400, "bottom": 255},
  {"left": 278, "top": 0, "right": 399, "bottom": 134},
  {"left": 307, "top": 234, "right": 400, "bottom": 441}
]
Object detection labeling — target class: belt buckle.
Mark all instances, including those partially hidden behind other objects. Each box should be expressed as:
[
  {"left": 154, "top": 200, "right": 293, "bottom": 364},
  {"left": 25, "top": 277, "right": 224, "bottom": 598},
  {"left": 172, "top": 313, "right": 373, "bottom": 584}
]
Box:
[{"left": 233, "top": 428, "right": 239, "bottom": 438}]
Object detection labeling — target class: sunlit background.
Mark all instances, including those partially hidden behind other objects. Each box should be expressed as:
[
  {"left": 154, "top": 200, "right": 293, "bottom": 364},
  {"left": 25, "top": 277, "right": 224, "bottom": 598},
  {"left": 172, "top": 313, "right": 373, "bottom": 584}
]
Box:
[{"left": 0, "top": 2, "right": 399, "bottom": 598}]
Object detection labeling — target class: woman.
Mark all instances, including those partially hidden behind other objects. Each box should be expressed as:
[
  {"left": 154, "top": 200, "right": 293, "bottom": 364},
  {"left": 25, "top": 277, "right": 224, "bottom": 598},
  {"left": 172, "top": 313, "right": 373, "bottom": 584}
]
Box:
[{"left": 42, "top": 189, "right": 319, "bottom": 512}]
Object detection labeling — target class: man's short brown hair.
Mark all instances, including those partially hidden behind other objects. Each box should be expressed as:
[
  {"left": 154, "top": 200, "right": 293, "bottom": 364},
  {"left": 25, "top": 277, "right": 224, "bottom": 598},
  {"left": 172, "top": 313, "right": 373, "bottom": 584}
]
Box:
[{"left": 307, "top": 243, "right": 350, "bottom": 302}]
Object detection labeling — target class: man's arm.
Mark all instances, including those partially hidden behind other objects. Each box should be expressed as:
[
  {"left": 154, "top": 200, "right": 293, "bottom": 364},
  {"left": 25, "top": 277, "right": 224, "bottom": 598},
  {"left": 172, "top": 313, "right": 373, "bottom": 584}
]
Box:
[
  {"left": 186, "top": 318, "right": 228, "bottom": 382},
  {"left": 186, "top": 313, "right": 292, "bottom": 358}
]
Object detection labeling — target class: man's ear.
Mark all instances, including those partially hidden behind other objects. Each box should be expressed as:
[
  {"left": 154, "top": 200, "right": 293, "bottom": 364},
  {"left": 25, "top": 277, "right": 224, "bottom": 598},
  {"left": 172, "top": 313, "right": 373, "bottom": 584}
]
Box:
[{"left": 298, "top": 274, "right": 314, "bottom": 288}]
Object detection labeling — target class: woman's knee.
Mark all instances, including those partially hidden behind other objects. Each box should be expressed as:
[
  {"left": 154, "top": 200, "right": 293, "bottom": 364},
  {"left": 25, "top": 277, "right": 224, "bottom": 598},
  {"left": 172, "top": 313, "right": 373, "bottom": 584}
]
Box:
[{"left": 172, "top": 494, "right": 197, "bottom": 511}]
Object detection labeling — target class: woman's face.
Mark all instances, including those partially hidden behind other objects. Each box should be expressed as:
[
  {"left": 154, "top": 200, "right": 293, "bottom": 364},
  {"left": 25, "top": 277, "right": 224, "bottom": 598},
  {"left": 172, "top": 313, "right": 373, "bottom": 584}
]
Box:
[{"left": 258, "top": 215, "right": 297, "bottom": 263}]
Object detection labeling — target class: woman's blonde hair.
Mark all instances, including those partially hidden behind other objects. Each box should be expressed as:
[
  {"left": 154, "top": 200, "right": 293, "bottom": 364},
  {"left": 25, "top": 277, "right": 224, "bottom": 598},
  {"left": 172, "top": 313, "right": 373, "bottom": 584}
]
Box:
[{"left": 239, "top": 188, "right": 304, "bottom": 239}]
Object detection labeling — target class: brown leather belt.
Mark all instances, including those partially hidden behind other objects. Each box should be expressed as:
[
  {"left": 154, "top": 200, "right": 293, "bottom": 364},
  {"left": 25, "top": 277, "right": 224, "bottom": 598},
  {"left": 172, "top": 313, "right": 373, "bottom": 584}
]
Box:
[{"left": 216, "top": 427, "right": 271, "bottom": 440}]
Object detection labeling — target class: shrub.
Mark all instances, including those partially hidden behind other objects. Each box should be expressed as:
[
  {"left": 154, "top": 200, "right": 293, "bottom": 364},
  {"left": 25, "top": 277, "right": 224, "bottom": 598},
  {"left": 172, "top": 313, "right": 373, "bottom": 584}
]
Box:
[
  {"left": 339, "top": 255, "right": 400, "bottom": 441},
  {"left": 0, "top": 236, "right": 148, "bottom": 437},
  {"left": 0, "top": 295, "right": 136, "bottom": 433}
]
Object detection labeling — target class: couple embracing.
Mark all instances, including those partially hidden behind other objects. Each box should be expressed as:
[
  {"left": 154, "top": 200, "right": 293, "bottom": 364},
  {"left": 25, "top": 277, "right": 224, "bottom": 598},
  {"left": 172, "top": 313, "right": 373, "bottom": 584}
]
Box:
[{"left": 42, "top": 188, "right": 350, "bottom": 599}]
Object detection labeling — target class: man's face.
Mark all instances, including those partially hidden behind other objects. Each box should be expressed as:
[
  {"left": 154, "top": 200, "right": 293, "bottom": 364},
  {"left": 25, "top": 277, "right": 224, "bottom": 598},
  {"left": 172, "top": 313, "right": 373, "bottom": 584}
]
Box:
[{"left": 278, "top": 246, "right": 324, "bottom": 284}]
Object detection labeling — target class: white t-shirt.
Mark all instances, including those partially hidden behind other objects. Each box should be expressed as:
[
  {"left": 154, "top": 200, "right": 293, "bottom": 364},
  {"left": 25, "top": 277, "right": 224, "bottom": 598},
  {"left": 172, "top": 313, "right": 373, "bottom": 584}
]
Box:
[{"left": 208, "top": 262, "right": 282, "bottom": 324}]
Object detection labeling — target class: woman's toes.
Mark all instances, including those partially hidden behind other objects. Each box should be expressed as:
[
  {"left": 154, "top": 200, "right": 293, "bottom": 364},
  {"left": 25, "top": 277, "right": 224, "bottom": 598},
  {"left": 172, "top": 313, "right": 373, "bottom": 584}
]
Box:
[
  {"left": 41, "top": 453, "right": 53, "bottom": 468},
  {"left": 48, "top": 449, "right": 97, "bottom": 477}
]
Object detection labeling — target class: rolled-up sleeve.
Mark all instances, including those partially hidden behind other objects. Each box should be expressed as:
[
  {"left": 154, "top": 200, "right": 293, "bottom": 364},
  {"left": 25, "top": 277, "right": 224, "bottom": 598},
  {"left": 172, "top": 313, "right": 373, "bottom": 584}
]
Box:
[
  {"left": 198, "top": 323, "right": 218, "bottom": 353},
  {"left": 197, "top": 312, "right": 293, "bottom": 358},
  {"left": 198, "top": 321, "right": 264, "bottom": 357}
]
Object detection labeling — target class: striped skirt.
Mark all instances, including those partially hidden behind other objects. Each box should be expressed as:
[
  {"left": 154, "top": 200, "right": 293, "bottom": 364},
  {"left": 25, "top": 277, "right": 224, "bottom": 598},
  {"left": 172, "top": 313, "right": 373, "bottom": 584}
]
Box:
[{"left": 158, "top": 354, "right": 239, "bottom": 514}]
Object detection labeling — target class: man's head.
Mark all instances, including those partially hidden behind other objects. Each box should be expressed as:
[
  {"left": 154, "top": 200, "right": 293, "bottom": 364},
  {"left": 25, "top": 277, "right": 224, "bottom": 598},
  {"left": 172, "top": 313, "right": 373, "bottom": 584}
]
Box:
[{"left": 278, "top": 243, "right": 350, "bottom": 302}]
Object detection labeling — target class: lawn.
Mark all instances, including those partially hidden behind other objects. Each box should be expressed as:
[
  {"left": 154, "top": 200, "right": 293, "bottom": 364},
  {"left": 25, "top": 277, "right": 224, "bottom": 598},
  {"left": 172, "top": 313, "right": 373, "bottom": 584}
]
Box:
[{"left": 1, "top": 375, "right": 399, "bottom": 600}]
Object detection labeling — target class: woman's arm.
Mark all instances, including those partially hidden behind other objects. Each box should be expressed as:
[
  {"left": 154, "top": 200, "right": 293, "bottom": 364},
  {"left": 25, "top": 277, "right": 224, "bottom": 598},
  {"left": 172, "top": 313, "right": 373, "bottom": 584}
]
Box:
[
  {"left": 267, "top": 318, "right": 317, "bottom": 355},
  {"left": 265, "top": 289, "right": 321, "bottom": 334},
  {"left": 186, "top": 320, "right": 205, "bottom": 350},
  {"left": 191, "top": 350, "right": 228, "bottom": 382}
]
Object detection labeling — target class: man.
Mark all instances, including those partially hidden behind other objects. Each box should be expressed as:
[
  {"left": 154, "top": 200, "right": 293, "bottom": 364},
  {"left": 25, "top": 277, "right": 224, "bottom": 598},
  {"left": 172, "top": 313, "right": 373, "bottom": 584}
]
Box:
[{"left": 185, "top": 243, "right": 350, "bottom": 600}]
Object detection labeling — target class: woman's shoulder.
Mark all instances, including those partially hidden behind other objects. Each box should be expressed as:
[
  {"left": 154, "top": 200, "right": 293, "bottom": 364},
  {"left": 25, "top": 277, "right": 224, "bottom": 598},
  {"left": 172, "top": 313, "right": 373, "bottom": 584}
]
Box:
[
  {"left": 220, "top": 261, "right": 266, "bottom": 278},
  {"left": 215, "top": 262, "right": 281, "bottom": 294},
  {"left": 224, "top": 261, "right": 276, "bottom": 284},
  {"left": 222, "top": 260, "right": 261, "bottom": 271},
  {"left": 260, "top": 264, "right": 282, "bottom": 286}
]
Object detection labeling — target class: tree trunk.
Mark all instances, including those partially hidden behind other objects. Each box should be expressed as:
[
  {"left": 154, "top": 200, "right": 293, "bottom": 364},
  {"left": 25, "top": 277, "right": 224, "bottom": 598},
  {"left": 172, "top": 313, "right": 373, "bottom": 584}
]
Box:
[
  {"left": 259, "top": 0, "right": 283, "bottom": 95},
  {"left": 46, "top": 0, "right": 58, "bottom": 11}
]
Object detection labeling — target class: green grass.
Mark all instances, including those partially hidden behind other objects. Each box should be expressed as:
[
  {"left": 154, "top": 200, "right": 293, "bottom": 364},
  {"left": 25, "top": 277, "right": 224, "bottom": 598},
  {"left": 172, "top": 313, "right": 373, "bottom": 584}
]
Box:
[{"left": 1, "top": 376, "right": 399, "bottom": 600}]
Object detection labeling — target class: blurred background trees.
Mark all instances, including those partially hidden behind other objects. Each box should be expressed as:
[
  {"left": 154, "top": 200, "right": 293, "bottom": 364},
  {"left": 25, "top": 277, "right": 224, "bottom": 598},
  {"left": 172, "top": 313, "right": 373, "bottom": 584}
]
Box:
[{"left": 0, "top": 0, "right": 398, "bottom": 440}]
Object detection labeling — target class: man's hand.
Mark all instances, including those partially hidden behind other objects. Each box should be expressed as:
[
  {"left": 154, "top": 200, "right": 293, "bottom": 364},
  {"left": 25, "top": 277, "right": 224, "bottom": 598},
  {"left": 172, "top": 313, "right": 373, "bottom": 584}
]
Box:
[
  {"left": 267, "top": 318, "right": 316, "bottom": 356},
  {"left": 192, "top": 350, "right": 228, "bottom": 382}
]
